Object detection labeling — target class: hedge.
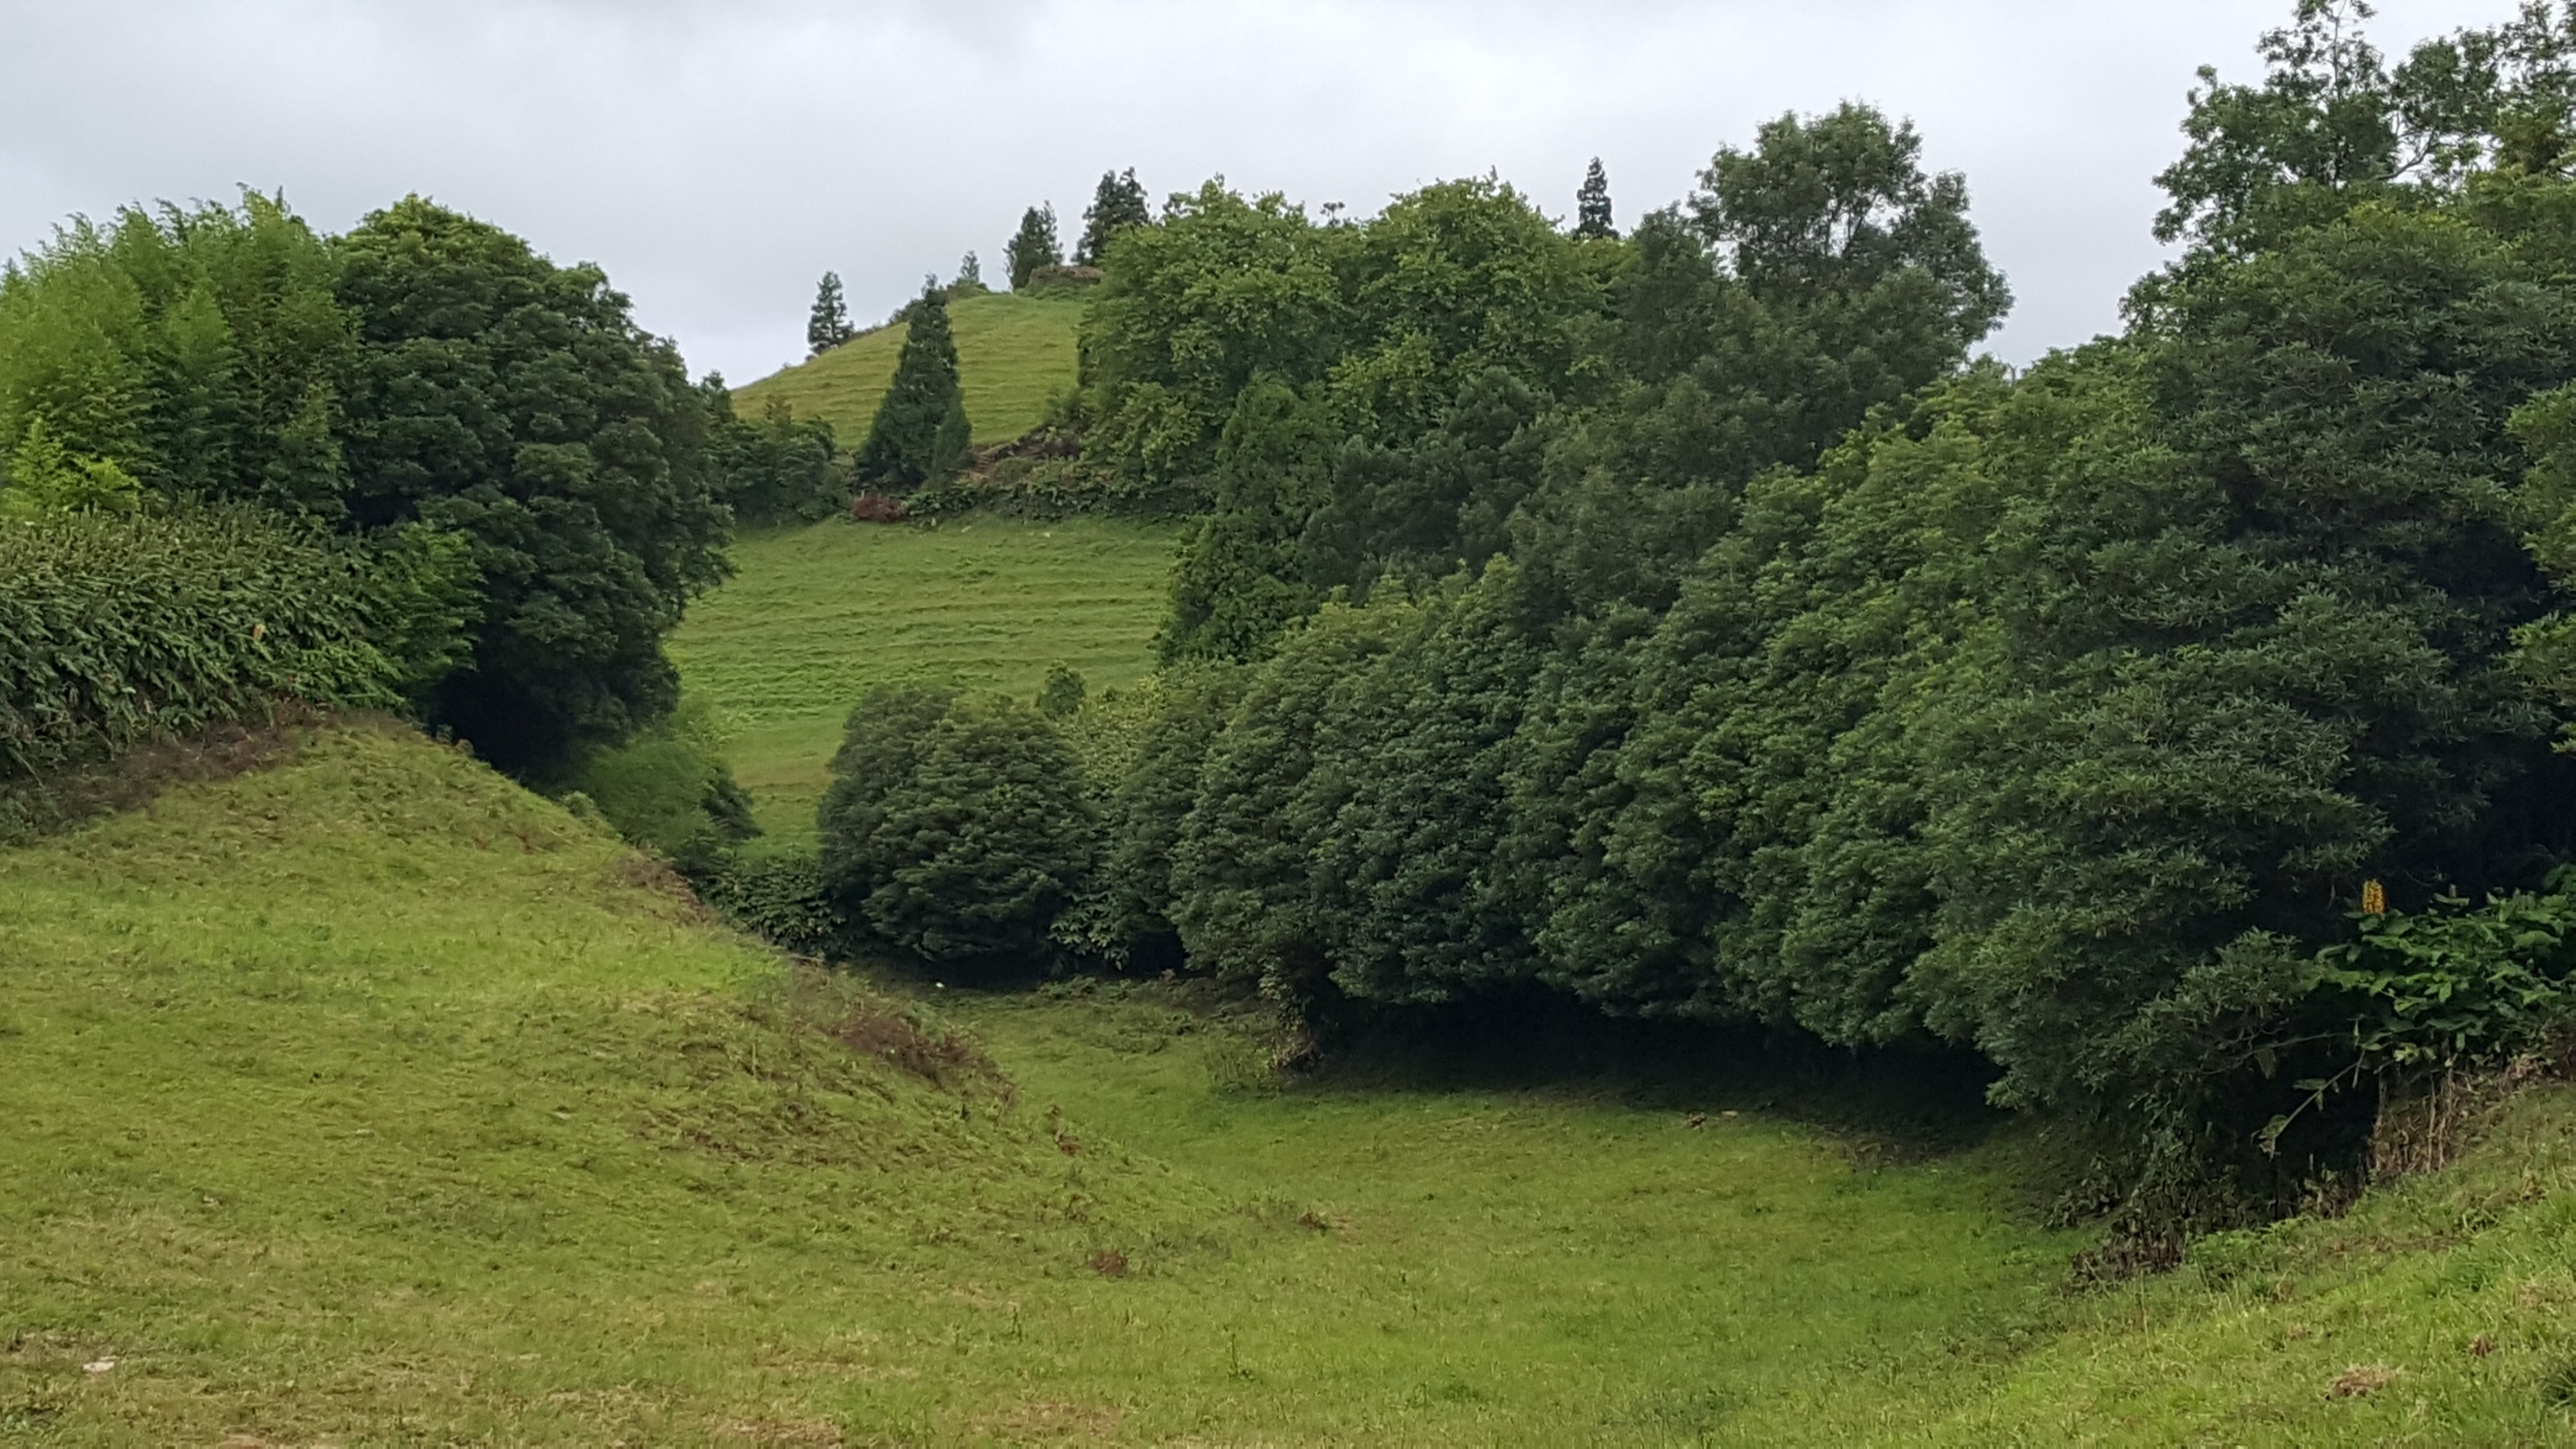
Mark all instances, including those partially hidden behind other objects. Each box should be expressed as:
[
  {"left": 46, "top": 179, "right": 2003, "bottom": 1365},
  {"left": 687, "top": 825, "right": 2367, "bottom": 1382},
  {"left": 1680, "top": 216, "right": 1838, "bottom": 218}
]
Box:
[{"left": 0, "top": 509, "right": 435, "bottom": 780}]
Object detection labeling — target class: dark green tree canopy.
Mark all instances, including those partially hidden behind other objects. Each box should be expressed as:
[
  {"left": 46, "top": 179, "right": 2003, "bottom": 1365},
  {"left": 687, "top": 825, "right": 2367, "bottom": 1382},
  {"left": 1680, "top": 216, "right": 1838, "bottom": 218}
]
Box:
[
  {"left": 807, "top": 271, "right": 853, "bottom": 356},
  {"left": 335, "top": 195, "right": 732, "bottom": 774},
  {"left": 0, "top": 190, "right": 732, "bottom": 778},
  {"left": 853, "top": 280, "right": 969, "bottom": 490},
  {"left": 819, "top": 687, "right": 1097, "bottom": 968},
  {"left": 1076, "top": 168, "right": 1153, "bottom": 265},
  {"left": 2154, "top": 0, "right": 2576, "bottom": 253},
  {"left": 1689, "top": 103, "right": 2011, "bottom": 365},
  {"left": 1006, "top": 204, "right": 1062, "bottom": 290}
]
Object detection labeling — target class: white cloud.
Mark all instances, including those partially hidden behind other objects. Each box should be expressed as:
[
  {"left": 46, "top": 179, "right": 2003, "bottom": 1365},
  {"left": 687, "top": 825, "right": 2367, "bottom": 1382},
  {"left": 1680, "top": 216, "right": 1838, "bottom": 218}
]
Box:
[{"left": 0, "top": 0, "right": 2515, "bottom": 383}]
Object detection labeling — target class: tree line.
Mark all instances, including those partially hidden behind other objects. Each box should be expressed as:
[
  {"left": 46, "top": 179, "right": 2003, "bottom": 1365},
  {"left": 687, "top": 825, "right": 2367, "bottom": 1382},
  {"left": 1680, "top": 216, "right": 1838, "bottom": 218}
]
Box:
[{"left": 808, "top": 2, "right": 2576, "bottom": 1216}]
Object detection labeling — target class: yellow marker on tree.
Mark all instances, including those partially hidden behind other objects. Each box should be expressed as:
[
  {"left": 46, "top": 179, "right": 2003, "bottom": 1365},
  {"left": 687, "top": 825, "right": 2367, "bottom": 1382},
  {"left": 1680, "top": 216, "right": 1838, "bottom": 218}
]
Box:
[{"left": 2361, "top": 879, "right": 2388, "bottom": 916}]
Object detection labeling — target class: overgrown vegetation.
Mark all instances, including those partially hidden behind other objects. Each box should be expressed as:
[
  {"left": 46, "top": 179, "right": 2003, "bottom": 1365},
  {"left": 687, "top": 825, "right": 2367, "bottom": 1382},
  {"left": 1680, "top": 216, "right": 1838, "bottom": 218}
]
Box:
[
  {"left": 0, "top": 508, "right": 468, "bottom": 783},
  {"left": 0, "top": 191, "right": 746, "bottom": 779}
]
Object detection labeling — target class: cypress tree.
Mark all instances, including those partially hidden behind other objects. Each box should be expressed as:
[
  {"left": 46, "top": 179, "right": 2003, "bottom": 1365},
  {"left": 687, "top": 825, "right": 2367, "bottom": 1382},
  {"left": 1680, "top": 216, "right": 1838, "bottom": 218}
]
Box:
[
  {"left": 1573, "top": 158, "right": 1616, "bottom": 240},
  {"left": 1076, "top": 168, "right": 1152, "bottom": 265},
  {"left": 807, "top": 271, "right": 853, "bottom": 355},
  {"left": 854, "top": 280, "right": 970, "bottom": 490},
  {"left": 1006, "top": 205, "right": 1061, "bottom": 290}
]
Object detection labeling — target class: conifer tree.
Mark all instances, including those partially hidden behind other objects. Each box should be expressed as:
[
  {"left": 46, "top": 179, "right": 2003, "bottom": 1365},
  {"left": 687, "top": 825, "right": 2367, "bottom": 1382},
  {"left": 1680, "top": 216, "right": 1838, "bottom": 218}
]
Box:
[
  {"left": 955, "top": 250, "right": 983, "bottom": 290},
  {"left": 807, "top": 271, "right": 853, "bottom": 355},
  {"left": 853, "top": 280, "right": 970, "bottom": 490},
  {"left": 1573, "top": 158, "right": 1616, "bottom": 240},
  {"left": 1006, "top": 205, "right": 1061, "bottom": 290},
  {"left": 1076, "top": 168, "right": 1152, "bottom": 265}
]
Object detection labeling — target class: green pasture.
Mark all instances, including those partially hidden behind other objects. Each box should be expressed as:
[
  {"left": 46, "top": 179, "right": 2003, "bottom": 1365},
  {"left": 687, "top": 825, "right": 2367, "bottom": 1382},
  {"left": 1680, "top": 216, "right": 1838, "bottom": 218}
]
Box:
[
  {"left": 668, "top": 515, "right": 1176, "bottom": 840},
  {"left": 731, "top": 291, "right": 1084, "bottom": 448},
  {"left": 0, "top": 725, "right": 2063, "bottom": 1442},
  {"left": 9, "top": 724, "right": 2576, "bottom": 1441}
]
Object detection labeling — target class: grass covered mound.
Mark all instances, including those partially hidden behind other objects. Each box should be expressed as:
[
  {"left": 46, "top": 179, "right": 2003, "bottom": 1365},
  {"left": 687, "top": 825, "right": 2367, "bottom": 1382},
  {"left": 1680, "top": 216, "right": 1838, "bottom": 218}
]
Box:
[
  {"left": 0, "top": 723, "right": 1210, "bottom": 1443},
  {"left": 732, "top": 292, "right": 1083, "bottom": 450},
  {"left": 667, "top": 516, "right": 1175, "bottom": 840}
]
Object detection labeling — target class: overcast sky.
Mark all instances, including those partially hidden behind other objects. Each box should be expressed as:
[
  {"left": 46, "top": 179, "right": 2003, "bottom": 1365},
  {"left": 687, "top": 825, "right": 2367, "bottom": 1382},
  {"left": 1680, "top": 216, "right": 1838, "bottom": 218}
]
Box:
[{"left": 0, "top": 0, "right": 2516, "bottom": 386}]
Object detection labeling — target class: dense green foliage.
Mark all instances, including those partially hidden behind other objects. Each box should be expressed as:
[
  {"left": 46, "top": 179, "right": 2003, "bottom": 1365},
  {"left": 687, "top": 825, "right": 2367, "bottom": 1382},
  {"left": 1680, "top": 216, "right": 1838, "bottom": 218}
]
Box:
[
  {"left": 703, "top": 383, "right": 843, "bottom": 525},
  {"left": 938, "top": 4, "right": 2576, "bottom": 1205},
  {"left": 1005, "top": 204, "right": 1061, "bottom": 291},
  {"left": 0, "top": 192, "right": 739, "bottom": 777},
  {"left": 0, "top": 508, "right": 470, "bottom": 782},
  {"left": 818, "top": 686, "right": 1097, "bottom": 967},
  {"left": 2322, "top": 870, "right": 2576, "bottom": 1073},
  {"left": 853, "top": 282, "right": 970, "bottom": 490},
  {"left": 1075, "top": 168, "right": 1152, "bottom": 265},
  {"left": 335, "top": 197, "right": 733, "bottom": 774},
  {"left": 1074, "top": 104, "right": 2008, "bottom": 662}
]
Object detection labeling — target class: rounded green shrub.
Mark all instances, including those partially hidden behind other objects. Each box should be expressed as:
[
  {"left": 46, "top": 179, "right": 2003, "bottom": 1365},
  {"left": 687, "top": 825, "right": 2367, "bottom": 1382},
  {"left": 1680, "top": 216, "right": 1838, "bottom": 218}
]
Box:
[{"left": 819, "top": 686, "right": 1096, "bottom": 969}]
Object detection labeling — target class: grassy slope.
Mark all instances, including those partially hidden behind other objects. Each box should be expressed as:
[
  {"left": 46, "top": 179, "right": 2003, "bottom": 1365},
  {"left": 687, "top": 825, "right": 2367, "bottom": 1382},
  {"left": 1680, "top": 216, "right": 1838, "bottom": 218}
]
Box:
[
  {"left": 0, "top": 726, "right": 2083, "bottom": 1443},
  {"left": 1910, "top": 1087, "right": 2576, "bottom": 1446},
  {"left": 0, "top": 724, "right": 1220, "bottom": 1444},
  {"left": 7, "top": 724, "right": 2576, "bottom": 1440},
  {"left": 668, "top": 516, "right": 1176, "bottom": 840},
  {"left": 730, "top": 292, "right": 1083, "bottom": 448}
]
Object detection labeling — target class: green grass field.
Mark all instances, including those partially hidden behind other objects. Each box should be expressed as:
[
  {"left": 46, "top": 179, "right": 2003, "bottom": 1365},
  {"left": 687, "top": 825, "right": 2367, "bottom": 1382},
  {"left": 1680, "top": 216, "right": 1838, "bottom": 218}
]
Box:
[
  {"left": 0, "top": 724, "right": 2072, "bottom": 1443},
  {"left": 668, "top": 516, "right": 1176, "bottom": 840},
  {"left": 13, "top": 727, "right": 2576, "bottom": 1441},
  {"left": 731, "top": 291, "right": 1084, "bottom": 448}
]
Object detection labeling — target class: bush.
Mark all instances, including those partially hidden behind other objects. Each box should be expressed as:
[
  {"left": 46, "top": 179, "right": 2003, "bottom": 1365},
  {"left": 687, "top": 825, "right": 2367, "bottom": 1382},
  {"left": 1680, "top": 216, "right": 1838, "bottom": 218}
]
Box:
[
  {"left": 818, "top": 687, "right": 1097, "bottom": 969},
  {"left": 700, "top": 846, "right": 845, "bottom": 955},
  {"left": 0, "top": 507, "right": 469, "bottom": 781},
  {"left": 560, "top": 698, "right": 758, "bottom": 871},
  {"left": 2321, "top": 872, "right": 2576, "bottom": 1073},
  {"left": 708, "top": 385, "right": 846, "bottom": 527}
]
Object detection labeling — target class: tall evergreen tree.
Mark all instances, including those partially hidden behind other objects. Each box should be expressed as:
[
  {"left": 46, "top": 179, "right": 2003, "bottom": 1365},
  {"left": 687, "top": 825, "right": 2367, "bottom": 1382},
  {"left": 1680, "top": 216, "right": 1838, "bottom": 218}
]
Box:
[
  {"left": 853, "top": 280, "right": 970, "bottom": 490},
  {"left": 1573, "top": 157, "right": 1616, "bottom": 240},
  {"left": 806, "top": 271, "right": 853, "bottom": 356},
  {"left": 1076, "top": 168, "right": 1153, "bottom": 264},
  {"left": 955, "top": 250, "right": 983, "bottom": 290},
  {"left": 1006, "top": 205, "right": 1061, "bottom": 290}
]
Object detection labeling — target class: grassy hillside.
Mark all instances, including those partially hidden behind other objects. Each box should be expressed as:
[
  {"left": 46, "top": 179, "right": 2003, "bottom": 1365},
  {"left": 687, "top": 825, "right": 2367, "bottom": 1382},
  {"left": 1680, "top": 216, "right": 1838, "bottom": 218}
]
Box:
[
  {"left": 731, "top": 291, "right": 1083, "bottom": 448},
  {"left": 668, "top": 516, "right": 1176, "bottom": 839},
  {"left": 0, "top": 723, "right": 1213, "bottom": 1443},
  {"left": 0, "top": 724, "right": 2077, "bottom": 1442},
  {"left": 11, "top": 723, "right": 2576, "bottom": 1440}
]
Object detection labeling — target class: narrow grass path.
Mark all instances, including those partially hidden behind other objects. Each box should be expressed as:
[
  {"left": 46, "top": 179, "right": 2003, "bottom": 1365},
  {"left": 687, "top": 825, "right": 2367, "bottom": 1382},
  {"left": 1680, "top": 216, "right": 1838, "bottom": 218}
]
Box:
[{"left": 669, "top": 516, "right": 1176, "bottom": 839}]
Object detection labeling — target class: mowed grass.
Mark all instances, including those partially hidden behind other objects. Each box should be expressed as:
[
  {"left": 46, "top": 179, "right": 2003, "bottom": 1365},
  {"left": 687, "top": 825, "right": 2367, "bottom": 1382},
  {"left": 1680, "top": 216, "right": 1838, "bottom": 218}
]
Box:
[
  {"left": 731, "top": 291, "right": 1084, "bottom": 447},
  {"left": 12, "top": 724, "right": 2576, "bottom": 1440},
  {"left": 0, "top": 724, "right": 2081, "bottom": 1443},
  {"left": 668, "top": 516, "right": 1176, "bottom": 839},
  {"left": 0, "top": 724, "right": 1222, "bottom": 1444}
]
